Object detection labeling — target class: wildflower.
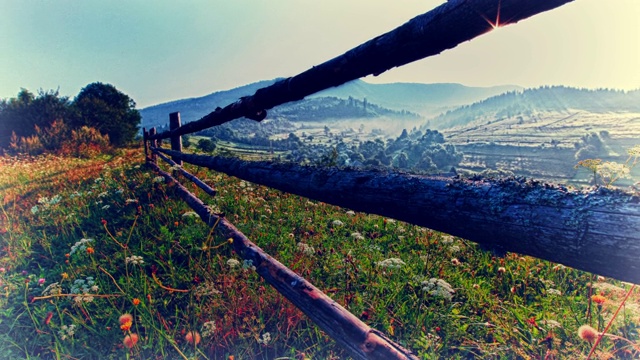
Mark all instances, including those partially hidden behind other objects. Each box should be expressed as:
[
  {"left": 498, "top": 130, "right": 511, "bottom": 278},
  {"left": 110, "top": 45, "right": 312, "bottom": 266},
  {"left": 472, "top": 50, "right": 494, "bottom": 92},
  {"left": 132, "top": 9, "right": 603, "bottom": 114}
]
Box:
[
  {"left": 125, "top": 255, "right": 144, "bottom": 265},
  {"left": 31, "top": 205, "right": 39, "bottom": 214},
  {"left": 377, "top": 258, "right": 405, "bottom": 269},
  {"left": 592, "top": 294, "right": 606, "bottom": 306},
  {"left": 257, "top": 332, "right": 271, "bottom": 345},
  {"left": 123, "top": 333, "right": 139, "bottom": 348},
  {"left": 61, "top": 272, "right": 69, "bottom": 279},
  {"left": 70, "top": 238, "right": 94, "bottom": 255},
  {"left": 386, "top": 218, "right": 396, "bottom": 224},
  {"left": 94, "top": 177, "right": 103, "bottom": 183},
  {"left": 185, "top": 331, "right": 201, "bottom": 345},
  {"left": 132, "top": 298, "right": 141, "bottom": 306},
  {"left": 227, "top": 259, "right": 240, "bottom": 268},
  {"left": 448, "top": 245, "right": 461, "bottom": 253},
  {"left": 125, "top": 199, "right": 138, "bottom": 204},
  {"left": 497, "top": 267, "right": 506, "bottom": 274},
  {"left": 153, "top": 176, "right": 165, "bottom": 183},
  {"left": 441, "top": 235, "right": 454, "bottom": 244},
  {"left": 181, "top": 211, "right": 199, "bottom": 218},
  {"left": 346, "top": 210, "right": 355, "bottom": 216},
  {"left": 120, "top": 313, "right": 133, "bottom": 331},
  {"left": 451, "top": 258, "right": 461, "bottom": 266},
  {"left": 541, "top": 319, "right": 562, "bottom": 329},
  {"left": 202, "top": 321, "right": 216, "bottom": 338},
  {"left": 98, "top": 191, "right": 109, "bottom": 198},
  {"left": 331, "top": 220, "right": 344, "bottom": 227},
  {"left": 351, "top": 232, "right": 365, "bottom": 241},
  {"left": 242, "top": 259, "right": 256, "bottom": 271},
  {"left": 86, "top": 247, "right": 95, "bottom": 254},
  {"left": 547, "top": 289, "right": 562, "bottom": 296},
  {"left": 38, "top": 278, "right": 46, "bottom": 286},
  {"left": 297, "top": 242, "right": 315, "bottom": 256},
  {"left": 578, "top": 324, "right": 599, "bottom": 342},
  {"left": 58, "top": 324, "right": 76, "bottom": 341},
  {"left": 421, "top": 278, "right": 455, "bottom": 301},
  {"left": 0, "top": 267, "right": 4, "bottom": 273}
]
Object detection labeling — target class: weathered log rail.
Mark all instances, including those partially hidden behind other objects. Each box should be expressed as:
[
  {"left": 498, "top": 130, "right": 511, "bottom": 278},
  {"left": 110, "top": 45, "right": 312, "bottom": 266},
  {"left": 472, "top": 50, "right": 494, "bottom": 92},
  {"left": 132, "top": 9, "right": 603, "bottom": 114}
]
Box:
[{"left": 138, "top": 0, "right": 640, "bottom": 358}]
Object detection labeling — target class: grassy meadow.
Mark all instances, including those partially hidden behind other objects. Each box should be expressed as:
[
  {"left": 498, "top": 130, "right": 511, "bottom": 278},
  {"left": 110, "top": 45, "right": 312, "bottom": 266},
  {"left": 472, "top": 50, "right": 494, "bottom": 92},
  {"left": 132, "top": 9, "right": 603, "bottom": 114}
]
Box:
[{"left": 0, "top": 148, "right": 639, "bottom": 359}]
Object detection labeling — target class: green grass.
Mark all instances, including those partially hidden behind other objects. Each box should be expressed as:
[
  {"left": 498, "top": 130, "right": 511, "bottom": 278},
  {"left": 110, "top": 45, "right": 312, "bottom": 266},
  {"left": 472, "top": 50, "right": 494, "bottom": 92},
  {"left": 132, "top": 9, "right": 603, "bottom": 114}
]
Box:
[{"left": 0, "top": 149, "right": 638, "bottom": 359}]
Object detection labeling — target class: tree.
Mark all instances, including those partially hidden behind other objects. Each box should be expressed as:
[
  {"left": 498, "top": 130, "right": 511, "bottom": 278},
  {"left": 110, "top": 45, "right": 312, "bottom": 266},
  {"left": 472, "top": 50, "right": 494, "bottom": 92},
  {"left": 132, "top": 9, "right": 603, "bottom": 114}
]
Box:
[
  {"left": 72, "top": 82, "right": 140, "bottom": 146},
  {"left": 197, "top": 138, "right": 216, "bottom": 152}
]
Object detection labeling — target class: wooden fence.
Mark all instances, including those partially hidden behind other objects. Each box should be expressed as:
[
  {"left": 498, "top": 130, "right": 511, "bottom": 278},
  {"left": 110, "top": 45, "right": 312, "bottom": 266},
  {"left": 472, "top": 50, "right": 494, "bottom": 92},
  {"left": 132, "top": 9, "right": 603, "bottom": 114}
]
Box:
[{"left": 143, "top": 0, "right": 640, "bottom": 358}]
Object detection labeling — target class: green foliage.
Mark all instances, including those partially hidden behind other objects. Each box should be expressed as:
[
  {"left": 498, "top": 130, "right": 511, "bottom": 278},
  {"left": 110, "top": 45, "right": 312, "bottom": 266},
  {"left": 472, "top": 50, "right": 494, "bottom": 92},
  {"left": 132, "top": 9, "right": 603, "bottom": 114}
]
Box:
[
  {"left": 0, "top": 89, "right": 71, "bottom": 148},
  {"left": 72, "top": 82, "right": 141, "bottom": 147},
  {"left": 197, "top": 138, "right": 216, "bottom": 152}
]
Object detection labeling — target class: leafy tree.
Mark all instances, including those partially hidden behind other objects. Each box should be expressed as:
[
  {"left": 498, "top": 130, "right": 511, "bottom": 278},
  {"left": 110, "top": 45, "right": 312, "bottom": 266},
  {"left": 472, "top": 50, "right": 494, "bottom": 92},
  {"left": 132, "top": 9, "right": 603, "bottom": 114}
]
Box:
[
  {"left": 197, "top": 138, "right": 216, "bottom": 152},
  {"left": 72, "top": 82, "right": 141, "bottom": 146}
]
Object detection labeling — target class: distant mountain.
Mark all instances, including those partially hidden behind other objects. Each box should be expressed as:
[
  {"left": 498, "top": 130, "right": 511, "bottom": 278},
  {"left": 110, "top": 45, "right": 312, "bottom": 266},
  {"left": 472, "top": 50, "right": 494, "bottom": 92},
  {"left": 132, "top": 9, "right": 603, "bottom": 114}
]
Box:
[
  {"left": 427, "top": 86, "right": 640, "bottom": 130},
  {"left": 311, "top": 80, "right": 521, "bottom": 115},
  {"left": 140, "top": 79, "right": 520, "bottom": 129}
]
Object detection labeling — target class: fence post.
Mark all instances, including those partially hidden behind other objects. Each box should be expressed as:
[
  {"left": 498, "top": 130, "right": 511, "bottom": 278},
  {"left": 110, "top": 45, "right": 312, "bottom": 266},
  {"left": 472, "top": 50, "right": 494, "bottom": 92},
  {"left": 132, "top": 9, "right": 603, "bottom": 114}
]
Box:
[
  {"left": 143, "top": 127, "right": 148, "bottom": 161},
  {"left": 149, "top": 127, "right": 158, "bottom": 164},
  {"left": 169, "top": 112, "right": 183, "bottom": 166}
]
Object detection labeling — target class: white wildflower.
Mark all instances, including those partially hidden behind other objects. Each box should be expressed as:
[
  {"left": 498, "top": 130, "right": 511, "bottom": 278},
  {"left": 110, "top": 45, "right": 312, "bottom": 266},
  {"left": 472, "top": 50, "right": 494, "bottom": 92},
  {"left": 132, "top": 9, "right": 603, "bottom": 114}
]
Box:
[
  {"left": 242, "top": 259, "right": 256, "bottom": 271},
  {"left": 547, "top": 288, "right": 562, "bottom": 296},
  {"left": 377, "top": 258, "right": 405, "bottom": 269},
  {"left": 331, "top": 220, "right": 344, "bottom": 227},
  {"left": 441, "top": 235, "right": 455, "bottom": 244},
  {"left": 126, "top": 255, "right": 145, "bottom": 265},
  {"left": 94, "top": 178, "right": 103, "bottom": 183},
  {"left": 58, "top": 324, "right": 77, "bottom": 341},
  {"left": 153, "top": 176, "right": 165, "bottom": 183},
  {"left": 98, "top": 191, "right": 109, "bottom": 198},
  {"left": 385, "top": 218, "right": 396, "bottom": 224},
  {"left": 346, "top": 210, "right": 356, "bottom": 216},
  {"left": 257, "top": 332, "right": 271, "bottom": 345},
  {"left": 297, "top": 242, "right": 315, "bottom": 256},
  {"left": 202, "top": 321, "right": 217, "bottom": 338},
  {"left": 125, "top": 199, "right": 138, "bottom": 204},
  {"left": 627, "top": 145, "right": 640, "bottom": 157},
  {"left": 449, "top": 245, "right": 461, "bottom": 253},
  {"left": 421, "top": 278, "right": 455, "bottom": 301},
  {"left": 351, "top": 232, "right": 365, "bottom": 241},
  {"left": 194, "top": 282, "right": 221, "bottom": 297},
  {"left": 541, "top": 319, "right": 562, "bottom": 329},
  {"left": 181, "top": 211, "right": 200, "bottom": 218},
  {"left": 38, "top": 196, "right": 50, "bottom": 204},
  {"left": 227, "top": 258, "right": 240, "bottom": 268}
]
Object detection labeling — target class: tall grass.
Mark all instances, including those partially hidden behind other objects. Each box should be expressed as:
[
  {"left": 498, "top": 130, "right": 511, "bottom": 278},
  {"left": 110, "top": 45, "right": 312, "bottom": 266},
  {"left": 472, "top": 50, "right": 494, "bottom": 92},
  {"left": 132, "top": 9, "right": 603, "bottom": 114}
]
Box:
[{"left": 0, "top": 150, "right": 638, "bottom": 359}]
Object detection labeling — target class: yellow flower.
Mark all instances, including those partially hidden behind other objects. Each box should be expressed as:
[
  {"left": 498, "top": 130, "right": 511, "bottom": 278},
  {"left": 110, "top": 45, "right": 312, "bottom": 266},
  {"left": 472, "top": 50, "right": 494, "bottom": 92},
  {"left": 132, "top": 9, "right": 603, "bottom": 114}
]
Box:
[
  {"left": 591, "top": 294, "right": 606, "bottom": 306},
  {"left": 61, "top": 272, "right": 69, "bottom": 280}
]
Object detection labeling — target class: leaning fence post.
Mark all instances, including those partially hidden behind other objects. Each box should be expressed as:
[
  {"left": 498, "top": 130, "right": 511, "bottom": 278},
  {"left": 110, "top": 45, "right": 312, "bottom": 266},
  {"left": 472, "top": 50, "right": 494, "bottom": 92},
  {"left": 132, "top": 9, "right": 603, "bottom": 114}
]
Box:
[
  {"left": 169, "top": 112, "right": 183, "bottom": 166},
  {"left": 149, "top": 127, "right": 158, "bottom": 164}
]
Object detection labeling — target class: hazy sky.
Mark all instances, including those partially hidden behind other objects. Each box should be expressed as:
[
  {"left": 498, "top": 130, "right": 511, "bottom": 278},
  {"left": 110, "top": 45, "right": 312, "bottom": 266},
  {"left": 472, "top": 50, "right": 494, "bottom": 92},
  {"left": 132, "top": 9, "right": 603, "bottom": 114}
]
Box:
[{"left": 1, "top": 0, "right": 639, "bottom": 108}]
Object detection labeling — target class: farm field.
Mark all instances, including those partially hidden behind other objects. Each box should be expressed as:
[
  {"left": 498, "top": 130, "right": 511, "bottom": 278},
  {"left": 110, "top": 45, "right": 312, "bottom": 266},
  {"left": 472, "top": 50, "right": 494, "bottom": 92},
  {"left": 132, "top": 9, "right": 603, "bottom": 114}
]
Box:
[{"left": 1, "top": 149, "right": 639, "bottom": 359}]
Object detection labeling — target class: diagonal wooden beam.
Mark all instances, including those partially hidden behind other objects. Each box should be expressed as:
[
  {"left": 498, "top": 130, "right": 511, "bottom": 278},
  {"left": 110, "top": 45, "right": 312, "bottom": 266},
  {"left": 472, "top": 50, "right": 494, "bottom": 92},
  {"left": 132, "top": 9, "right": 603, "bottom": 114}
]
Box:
[{"left": 148, "top": 0, "right": 575, "bottom": 141}]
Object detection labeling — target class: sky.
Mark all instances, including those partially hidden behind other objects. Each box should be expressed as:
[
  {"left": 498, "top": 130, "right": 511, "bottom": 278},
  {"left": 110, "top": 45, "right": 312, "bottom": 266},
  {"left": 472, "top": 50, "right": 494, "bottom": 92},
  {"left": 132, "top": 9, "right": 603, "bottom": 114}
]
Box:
[{"left": 1, "top": 0, "right": 639, "bottom": 108}]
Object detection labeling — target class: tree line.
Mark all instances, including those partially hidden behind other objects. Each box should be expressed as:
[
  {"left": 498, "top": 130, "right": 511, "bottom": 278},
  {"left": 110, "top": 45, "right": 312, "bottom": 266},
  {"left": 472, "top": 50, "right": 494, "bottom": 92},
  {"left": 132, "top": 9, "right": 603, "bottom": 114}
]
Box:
[{"left": 0, "top": 82, "right": 141, "bottom": 157}]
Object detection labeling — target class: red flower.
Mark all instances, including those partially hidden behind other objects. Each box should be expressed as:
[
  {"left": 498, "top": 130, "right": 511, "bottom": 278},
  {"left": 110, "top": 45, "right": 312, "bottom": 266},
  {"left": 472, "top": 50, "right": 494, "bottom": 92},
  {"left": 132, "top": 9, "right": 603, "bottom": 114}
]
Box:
[{"left": 101, "top": 219, "right": 107, "bottom": 225}]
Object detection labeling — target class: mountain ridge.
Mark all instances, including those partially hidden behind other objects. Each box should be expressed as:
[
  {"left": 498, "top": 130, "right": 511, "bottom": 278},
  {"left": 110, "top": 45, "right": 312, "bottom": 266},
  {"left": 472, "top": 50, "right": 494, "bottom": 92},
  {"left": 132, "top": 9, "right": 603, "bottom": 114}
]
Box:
[{"left": 139, "top": 79, "right": 521, "bottom": 129}]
